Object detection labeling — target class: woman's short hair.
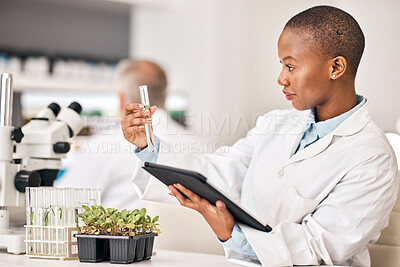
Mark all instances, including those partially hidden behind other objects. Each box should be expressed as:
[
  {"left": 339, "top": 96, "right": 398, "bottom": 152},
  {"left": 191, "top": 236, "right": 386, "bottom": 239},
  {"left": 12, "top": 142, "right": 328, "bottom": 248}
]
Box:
[{"left": 285, "top": 5, "right": 365, "bottom": 76}]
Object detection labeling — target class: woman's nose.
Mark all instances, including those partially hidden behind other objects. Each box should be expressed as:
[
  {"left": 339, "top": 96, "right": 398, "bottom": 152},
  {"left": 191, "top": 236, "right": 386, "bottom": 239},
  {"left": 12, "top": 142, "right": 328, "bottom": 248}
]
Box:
[{"left": 277, "top": 72, "right": 289, "bottom": 86}]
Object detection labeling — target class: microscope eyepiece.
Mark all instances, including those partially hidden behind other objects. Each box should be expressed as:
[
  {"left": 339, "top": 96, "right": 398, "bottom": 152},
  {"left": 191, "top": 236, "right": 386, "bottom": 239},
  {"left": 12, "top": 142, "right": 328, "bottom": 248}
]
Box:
[
  {"left": 68, "top": 102, "right": 82, "bottom": 115},
  {"left": 56, "top": 102, "right": 83, "bottom": 138},
  {"left": 48, "top": 103, "right": 61, "bottom": 117}
]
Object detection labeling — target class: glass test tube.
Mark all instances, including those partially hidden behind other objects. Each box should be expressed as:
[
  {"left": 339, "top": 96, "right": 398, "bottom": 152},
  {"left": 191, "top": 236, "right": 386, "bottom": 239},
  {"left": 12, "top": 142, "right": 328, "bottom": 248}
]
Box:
[
  {"left": 25, "top": 187, "right": 101, "bottom": 257},
  {"left": 49, "top": 188, "right": 57, "bottom": 256},
  {"left": 43, "top": 188, "right": 50, "bottom": 255},
  {"left": 89, "top": 188, "right": 101, "bottom": 205},
  {"left": 26, "top": 188, "right": 33, "bottom": 225},
  {"left": 26, "top": 187, "right": 35, "bottom": 254},
  {"left": 57, "top": 188, "right": 64, "bottom": 255},
  {"left": 139, "top": 85, "right": 155, "bottom": 152}
]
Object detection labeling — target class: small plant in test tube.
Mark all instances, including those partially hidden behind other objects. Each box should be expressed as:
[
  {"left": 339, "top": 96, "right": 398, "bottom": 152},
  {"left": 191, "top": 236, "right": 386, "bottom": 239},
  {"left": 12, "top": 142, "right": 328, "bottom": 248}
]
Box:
[{"left": 139, "top": 85, "right": 155, "bottom": 152}]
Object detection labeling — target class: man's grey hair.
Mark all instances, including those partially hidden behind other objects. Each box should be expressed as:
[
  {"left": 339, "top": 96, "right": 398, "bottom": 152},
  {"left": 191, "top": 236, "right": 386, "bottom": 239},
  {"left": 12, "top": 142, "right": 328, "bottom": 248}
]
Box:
[{"left": 116, "top": 60, "right": 167, "bottom": 108}]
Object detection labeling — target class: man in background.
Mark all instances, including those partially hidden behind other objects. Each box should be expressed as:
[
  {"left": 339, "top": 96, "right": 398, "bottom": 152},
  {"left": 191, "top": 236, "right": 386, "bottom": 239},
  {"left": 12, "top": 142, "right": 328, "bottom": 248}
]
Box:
[{"left": 55, "top": 60, "right": 185, "bottom": 210}]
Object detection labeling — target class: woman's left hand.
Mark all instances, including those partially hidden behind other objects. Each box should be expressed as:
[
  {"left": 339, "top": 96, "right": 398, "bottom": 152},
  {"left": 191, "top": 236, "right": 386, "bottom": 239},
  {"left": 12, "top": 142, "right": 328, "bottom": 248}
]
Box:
[{"left": 168, "top": 183, "right": 235, "bottom": 241}]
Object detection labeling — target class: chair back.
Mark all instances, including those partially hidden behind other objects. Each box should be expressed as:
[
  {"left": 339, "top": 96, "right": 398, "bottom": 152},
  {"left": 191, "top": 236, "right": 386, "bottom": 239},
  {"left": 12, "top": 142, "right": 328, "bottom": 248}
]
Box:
[{"left": 369, "top": 175, "right": 400, "bottom": 267}]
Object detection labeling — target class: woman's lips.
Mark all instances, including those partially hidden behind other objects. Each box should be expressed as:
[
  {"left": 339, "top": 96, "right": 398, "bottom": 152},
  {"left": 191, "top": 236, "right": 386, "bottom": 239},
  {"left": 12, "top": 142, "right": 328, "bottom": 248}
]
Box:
[
  {"left": 285, "top": 94, "right": 295, "bottom": 100},
  {"left": 283, "top": 91, "right": 295, "bottom": 101}
]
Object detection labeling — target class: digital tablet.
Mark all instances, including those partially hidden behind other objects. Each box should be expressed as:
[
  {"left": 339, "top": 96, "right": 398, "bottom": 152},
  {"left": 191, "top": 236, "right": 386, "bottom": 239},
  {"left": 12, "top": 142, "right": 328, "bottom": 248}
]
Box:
[{"left": 142, "top": 162, "right": 272, "bottom": 232}]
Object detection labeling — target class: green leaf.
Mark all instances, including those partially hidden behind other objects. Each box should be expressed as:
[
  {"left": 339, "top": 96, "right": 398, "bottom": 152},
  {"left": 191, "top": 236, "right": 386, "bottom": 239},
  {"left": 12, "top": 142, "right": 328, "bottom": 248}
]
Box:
[
  {"left": 140, "top": 208, "right": 147, "bottom": 217},
  {"left": 51, "top": 207, "right": 56, "bottom": 216},
  {"left": 82, "top": 205, "right": 90, "bottom": 211},
  {"left": 152, "top": 216, "right": 159, "bottom": 223},
  {"left": 43, "top": 209, "right": 50, "bottom": 226},
  {"left": 99, "top": 206, "right": 107, "bottom": 214},
  {"left": 26, "top": 211, "right": 34, "bottom": 224},
  {"left": 75, "top": 205, "right": 160, "bottom": 236}
]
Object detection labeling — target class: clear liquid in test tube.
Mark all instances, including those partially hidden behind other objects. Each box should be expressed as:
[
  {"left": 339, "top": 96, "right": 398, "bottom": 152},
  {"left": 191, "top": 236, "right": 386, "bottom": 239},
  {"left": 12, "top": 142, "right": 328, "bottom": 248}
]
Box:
[{"left": 139, "top": 85, "right": 155, "bottom": 152}]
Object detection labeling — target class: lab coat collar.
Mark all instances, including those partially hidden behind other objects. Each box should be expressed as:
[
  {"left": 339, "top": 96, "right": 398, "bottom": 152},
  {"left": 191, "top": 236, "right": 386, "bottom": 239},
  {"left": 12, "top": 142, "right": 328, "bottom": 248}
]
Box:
[
  {"left": 283, "top": 99, "right": 371, "bottom": 167},
  {"left": 331, "top": 99, "right": 371, "bottom": 137}
]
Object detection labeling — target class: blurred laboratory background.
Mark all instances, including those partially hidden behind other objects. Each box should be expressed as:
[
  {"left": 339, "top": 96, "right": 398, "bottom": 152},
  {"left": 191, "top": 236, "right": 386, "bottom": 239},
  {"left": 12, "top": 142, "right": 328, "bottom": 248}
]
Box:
[
  {"left": 1, "top": 0, "right": 400, "bottom": 260},
  {"left": 1, "top": 0, "right": 399, "bottom": 146}
]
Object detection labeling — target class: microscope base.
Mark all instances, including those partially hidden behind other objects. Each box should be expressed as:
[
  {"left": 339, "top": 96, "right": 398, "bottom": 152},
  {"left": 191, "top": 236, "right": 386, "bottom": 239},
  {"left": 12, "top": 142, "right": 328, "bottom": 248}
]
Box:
[
  {"left": 0, "top": 209, "right": 25, "bottom": 254},
  {"left": 0, "top": 232, "right": 25, "bottom": 254}
]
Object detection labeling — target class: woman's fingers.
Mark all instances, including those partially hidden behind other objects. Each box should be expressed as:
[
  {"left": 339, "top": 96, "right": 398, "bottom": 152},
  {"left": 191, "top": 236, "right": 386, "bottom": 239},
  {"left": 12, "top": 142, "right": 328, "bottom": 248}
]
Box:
[
  {"left": 121, "top": 115, "right": 153, "bottom": 133},
  {"left": 167, "top": 186, "right": 234, "bottom": 241},
  {"left": 168, "top": 184, "right": 214, "bottom": 215},
  {"left": 124, "top": 103, "right": 144, "bottom": 115},
  {"left": 215, "top": 200, "right": 226, "bottom": 209},
  {"left": 174, "top": 184, "right": 201, "bottom": 202},
  {"left": 215, "top": 200, "right": 230, "bottom": 217},
  {"left": 150, "top": 105, "right": 157, "bottom": 116},
  {"left": 168, "top": 185, "right": 192, "bottom": 207},
  {"left": 121, "top": 103, "right": 156, "bottom": 148},
  {"left": 124, "top": 117, "right": 149, "bottom": 126},
  {"left": 123, "top": 125, "right": 144, "bottom": 136},
  {"left": 124, "top": 104, "right": 150, "bottom": 118},
  {"left": 125, "top": 104, "right": 157, "bottom": 117}
]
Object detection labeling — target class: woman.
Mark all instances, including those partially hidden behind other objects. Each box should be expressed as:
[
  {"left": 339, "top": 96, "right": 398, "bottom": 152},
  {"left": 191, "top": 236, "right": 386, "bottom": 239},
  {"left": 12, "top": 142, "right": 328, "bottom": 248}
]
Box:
[{"left": 121, "top": 6, "right": 398, "bottom": 267}]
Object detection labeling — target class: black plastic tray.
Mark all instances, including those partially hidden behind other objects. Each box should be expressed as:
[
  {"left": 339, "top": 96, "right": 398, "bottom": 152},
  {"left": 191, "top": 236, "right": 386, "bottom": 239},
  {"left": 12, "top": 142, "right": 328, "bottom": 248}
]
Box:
[{"left": 75, "top": 233, "right": 157, "bottom": 264}]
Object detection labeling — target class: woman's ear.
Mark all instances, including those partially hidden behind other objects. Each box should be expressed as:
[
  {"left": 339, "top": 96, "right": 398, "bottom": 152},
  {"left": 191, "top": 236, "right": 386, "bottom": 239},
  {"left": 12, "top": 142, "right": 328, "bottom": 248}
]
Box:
[{"left": 330, "top": 56, "right": 347, "bottom": 80}]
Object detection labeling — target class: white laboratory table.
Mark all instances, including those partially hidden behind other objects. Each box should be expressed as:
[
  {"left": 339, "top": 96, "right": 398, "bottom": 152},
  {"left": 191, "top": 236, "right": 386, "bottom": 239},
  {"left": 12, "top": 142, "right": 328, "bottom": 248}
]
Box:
[
  {"left": 0, "top": 249, "right": 350, "bottom": 267},
  {"left": 0, "top": 249, "right": 238, "bottom": 267}
]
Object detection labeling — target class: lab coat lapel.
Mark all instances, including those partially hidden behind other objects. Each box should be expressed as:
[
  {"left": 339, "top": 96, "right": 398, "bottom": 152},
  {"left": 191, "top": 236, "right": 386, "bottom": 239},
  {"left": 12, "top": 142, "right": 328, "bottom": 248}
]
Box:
[
  {"left": 283, "top": 100, "right": 371, "bottom": 167},
  {"left": 283, "top": 110, "right": 310, "bottom": 161},
  {"left": 284, "top": 133, "right": 334, "bottom": 166}
]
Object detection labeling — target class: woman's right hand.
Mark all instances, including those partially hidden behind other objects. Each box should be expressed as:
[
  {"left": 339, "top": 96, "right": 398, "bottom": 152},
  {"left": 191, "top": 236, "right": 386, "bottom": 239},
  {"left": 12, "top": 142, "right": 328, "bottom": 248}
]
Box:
[{"left": 121, "top": 103, "right": 157, "bottom": 150}]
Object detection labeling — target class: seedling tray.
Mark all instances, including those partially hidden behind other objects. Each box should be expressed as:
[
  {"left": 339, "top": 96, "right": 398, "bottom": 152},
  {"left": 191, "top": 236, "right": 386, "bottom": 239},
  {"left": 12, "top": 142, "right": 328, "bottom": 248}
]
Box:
[{"left": 75, "top": 233, "right": 157, "bottom": 264}]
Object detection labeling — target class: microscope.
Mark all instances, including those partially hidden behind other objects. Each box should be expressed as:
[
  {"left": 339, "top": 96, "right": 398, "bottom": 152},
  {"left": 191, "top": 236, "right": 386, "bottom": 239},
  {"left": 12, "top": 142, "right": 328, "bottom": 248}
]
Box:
[{"left": 0, "top": 73, "right": 83, "bottom": 253}]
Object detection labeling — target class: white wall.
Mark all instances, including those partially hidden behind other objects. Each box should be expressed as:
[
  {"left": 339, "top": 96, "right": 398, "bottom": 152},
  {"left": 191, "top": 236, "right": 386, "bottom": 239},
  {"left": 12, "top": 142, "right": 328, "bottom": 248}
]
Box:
[
  {"left": 131, "top": 1, "right": 217, "bottom": 145},
  {"left": 245, "top": 0, "right": 341, "bottom": 115},
  {"left": 339, "top": 0, "right": 400, "bottom": 131},
  {"left": 131, "top": 0, "right": 252, "bottom": 145},
  {"left": 131, "top": 0, "right": 400, "bottom": 145}
]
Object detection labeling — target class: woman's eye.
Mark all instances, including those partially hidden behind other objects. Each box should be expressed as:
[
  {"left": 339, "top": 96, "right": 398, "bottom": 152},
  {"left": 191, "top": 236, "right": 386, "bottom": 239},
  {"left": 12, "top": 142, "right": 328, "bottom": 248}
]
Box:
[{"left": 286, "top": 65, "right": 294, "bottom": 71}]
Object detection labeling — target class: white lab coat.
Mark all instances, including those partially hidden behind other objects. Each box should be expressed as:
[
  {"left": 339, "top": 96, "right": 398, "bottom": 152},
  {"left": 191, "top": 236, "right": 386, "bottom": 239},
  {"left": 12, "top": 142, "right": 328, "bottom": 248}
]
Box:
[
  {"left": 131, "top": 101, "right": 399, "bottom": 266},
  {"left": 55, "top": 108, "right": 186, "bottom": 210}
]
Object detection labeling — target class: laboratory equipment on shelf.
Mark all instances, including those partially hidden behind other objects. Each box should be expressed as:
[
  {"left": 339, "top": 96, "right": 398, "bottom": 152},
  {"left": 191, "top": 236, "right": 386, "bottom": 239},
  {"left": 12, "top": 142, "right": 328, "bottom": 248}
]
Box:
[
  {"left": 0, "top": 72, "right": 83, "bottom": 254},
  {"left": 139, "top": 85, "right": 155, "bottom": 152},
  {"left": 25, "top": 187, "right": 101, "bottom": 260}
]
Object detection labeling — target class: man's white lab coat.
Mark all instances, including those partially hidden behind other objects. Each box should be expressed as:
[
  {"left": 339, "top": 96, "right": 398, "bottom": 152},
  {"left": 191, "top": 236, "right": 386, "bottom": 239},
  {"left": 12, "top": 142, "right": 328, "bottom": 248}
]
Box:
[{"left": 131, "top": 101, "right": 398, "bottom": 266}]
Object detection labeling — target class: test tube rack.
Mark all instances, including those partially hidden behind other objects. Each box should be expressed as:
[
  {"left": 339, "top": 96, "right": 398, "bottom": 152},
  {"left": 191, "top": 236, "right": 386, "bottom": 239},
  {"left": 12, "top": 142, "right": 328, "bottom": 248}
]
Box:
[
  {"left": 24, "top": 187, "right": 101, "bottom": 260},
  {"left": 25, "top": 226, "right": 78, "bottom": 260}
]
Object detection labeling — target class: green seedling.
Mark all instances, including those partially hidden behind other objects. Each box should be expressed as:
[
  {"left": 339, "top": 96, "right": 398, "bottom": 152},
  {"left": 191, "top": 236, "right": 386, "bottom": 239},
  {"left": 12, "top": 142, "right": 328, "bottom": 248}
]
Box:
[
  {"left": 27, "top": 211, "right": 34, "bottom": 224},
  {"left": 43, "top": 208, "right": 50, "bottom": 226},
  {"left": 76, "top": 205, "right": 161, "bottom": 236},
  {"left": 145, "top": 105, "right": 151, "bottom": 118}
]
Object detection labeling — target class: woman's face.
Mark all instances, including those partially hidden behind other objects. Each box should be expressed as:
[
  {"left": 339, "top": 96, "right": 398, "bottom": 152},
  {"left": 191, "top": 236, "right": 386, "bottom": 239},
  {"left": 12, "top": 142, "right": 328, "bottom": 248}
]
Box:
[{"left": 277, "top": 29, "right": 332, "bottom": 111}]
